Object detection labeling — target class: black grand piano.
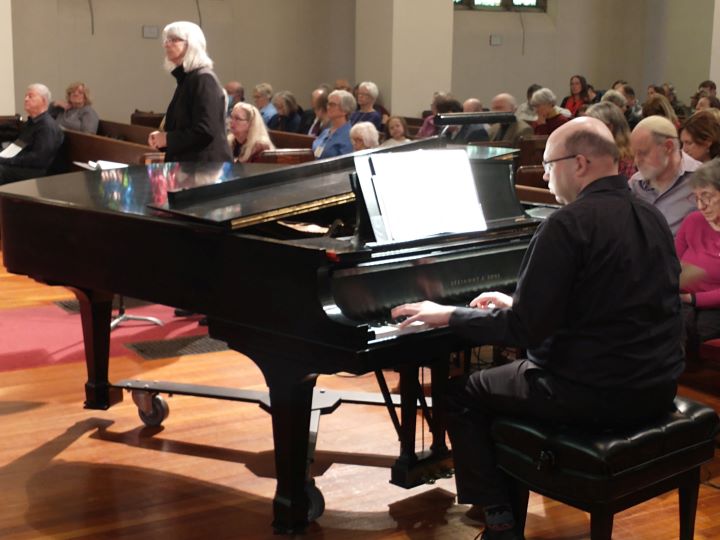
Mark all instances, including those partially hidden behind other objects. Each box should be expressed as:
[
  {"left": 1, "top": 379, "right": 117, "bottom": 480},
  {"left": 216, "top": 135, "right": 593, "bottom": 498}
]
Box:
[{"left": 0, "top": 139, "right": 541, "bottom": 533}]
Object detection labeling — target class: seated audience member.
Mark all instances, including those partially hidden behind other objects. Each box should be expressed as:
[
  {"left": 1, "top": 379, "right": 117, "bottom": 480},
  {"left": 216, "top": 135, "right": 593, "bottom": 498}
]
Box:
[
  {"left": 586, "top": 101, "right": 637, "bottom": 178},
  {"left": 350, "top": 81, "right": 383, "bottom": 131},
  {"left": 587, "top": 84, "right": 601, "bottom": 103},
  {"left": 629, "top": 115, "right": 701, "bottom": 235},
  {"left": 680, "top": 109, "right": 720, "bottom": 163},
  {"left": 334, "top": 78, "right": 353, "bottom": 92},
  {"left": 50, "top": 81, "right": 99, "bottom": 134},
  {"left": 252, "top": 83, "right": 277, "bottom": 126},
  {"left": 600, "top": 89, "right": 627, "bottom": 112},
  {"left": 312, "top": 89, "right": 355, "bottom": 159},
  {"left": 227, "top": 102, "right": 274, "bottom": 163},
  {"left": 308, "top": 91, "right": 329, "bottom": 137},
  {"left": 487, "top": 93, "right": 533, "bottom": 146},
  {"left": 530, "top": 88, "right": 569, "bottom": 135},
  {"left": 417, "top": 92, "right": 460, "bottom": 138},
  {"left": 675, "top": 158, "right": 720, "bottom": 364},
  {"left": 560, "top": 74, "right": 590, "bottom": 116},
  {"left": 642, "top": 94, "right": 680, "bottom": 129},
  {"left": 224, "top": 80, "right": 244, "bottom": 115},
  {"left": 299, "top": 85, "right": 330, "bottom": 135},
  {"left": 391, "top": 117, "right": 683, "bottom": 540},
  {"left": 349, "top": 121, "right": 379, "bottom": 151},
  {"left": 269, "top": 91, "right": 302, "bottom": 133},
  {"left": 691, "top": 80, "right": 718, "bottom": 110},
  {"left": 646, "top": 84, "right": 666, "bottom": 101},
  {"left": 516, "top": 83, "right": 541, "bottom": 123},
  {"left": 380, "top": 115, "right": 411, "bottom": 147},
  {"left": 664, "top": 82, "right": 690, "bottom": 118},
  {"left": 621, "top": 84, "right": 643, "bottom": 129},
  {"left": 695, "top": 93, "right": 720, "bottom": 112},
  {"left": 610, "top": 79, "right": 628, "bottom": 91},
  {"left": 447, "top": 98, "right": 489, "bottom": 143},
  {"left": 0, "top": 83, "right": 64, "bottom": 184}
]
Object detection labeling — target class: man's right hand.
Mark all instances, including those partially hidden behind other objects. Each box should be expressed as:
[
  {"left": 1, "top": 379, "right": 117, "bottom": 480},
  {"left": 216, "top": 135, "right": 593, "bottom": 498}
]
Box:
[{"left": 468, "top": 291, "right": 513, "bottom": 309}]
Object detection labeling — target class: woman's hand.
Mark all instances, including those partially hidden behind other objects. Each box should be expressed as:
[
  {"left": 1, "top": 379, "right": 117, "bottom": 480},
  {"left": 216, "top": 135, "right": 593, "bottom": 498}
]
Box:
[
  {"left": 468, "top": 291, "right": 513, "bottom": 309},
  {"left": 390, "top": 301, "right": 456, "bottom": 329},
  {"left": 54, "top": 100, "right": 70, "bottom": 111},
  {"left": 148, "top": 131, "right": 167, "bottom": 150},
  {"left": 680, "top": 292, "right": 693, "bottom": 304}
]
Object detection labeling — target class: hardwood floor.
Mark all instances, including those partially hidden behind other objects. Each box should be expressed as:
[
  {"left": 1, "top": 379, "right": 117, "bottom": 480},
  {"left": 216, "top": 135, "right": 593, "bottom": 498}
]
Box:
[{"left": 0, "top": 262, "right": 719, "bottom": 539}]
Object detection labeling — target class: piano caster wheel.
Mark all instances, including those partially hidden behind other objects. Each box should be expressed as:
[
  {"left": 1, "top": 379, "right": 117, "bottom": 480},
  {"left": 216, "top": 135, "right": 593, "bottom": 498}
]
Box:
[
  {"left": 306, "top": 480, "right": 325, "bottom": 522},
  {"left": 137, "top": 395, "right": 170, "bottom": 427}
]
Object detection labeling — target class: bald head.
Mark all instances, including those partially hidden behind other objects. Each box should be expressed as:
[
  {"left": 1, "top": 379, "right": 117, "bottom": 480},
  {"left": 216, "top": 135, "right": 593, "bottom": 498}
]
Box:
[
  {"left": 463, "top": 98, "right": 483, "bottom": 113},
  {"left": 544, "top": 117, "right": 620, "bottom": 204},
  {"left": 490, "top": 93, "right": 517, "bottom": 112}
]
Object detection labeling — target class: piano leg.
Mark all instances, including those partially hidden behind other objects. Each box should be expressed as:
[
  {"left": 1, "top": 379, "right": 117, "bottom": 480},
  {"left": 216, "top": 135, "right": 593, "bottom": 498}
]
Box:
[
  {"left": 70, "top": 288, "right": 124, "bottom": 410},
  {"left": 263, "top": 364, "right": 321, "bottom": 534}
]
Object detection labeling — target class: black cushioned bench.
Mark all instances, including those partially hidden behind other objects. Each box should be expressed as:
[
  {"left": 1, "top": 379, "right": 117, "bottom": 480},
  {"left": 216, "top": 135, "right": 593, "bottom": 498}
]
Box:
[{"left": 491, "top": 396, "right": 719, "bottom": 540}]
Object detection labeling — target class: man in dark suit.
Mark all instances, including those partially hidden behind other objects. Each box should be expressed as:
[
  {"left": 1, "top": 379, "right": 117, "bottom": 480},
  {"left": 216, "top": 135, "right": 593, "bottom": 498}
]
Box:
[
  {"left": 487, "top": 93, "right": 533, "bottom": 146},
  {"left": 0, "top": 83, "right": 64, "bottom": 184}
]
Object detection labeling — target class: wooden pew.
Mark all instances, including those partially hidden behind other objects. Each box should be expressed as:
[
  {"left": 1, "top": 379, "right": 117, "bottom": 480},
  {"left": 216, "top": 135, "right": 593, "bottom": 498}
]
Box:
[
  {"left": 268, "top": 130, "right": 315, "bottom": 149},
  {"left": 515, "top": 165, "right": 546, "bottom": 189},
  {"left": 515, "top": 185, "right": 557, "bottom": 206},
  {"left": 517, "top": 134, "right": 548, "bottom": 168},
  {"left": 130, "top": 109, "right": 164, "bottom": 128},
  {"left": 98, "top": 120, "right": 154, "bottom": 145},
  {"left": 402, "top": 116, "right": 424, "bottom": 138},
  {"left": 61, "top": 129, "right": 160, "bottom": 170},
  {"left": 255, "top": 148, "right": 315, "bottom": 165}
]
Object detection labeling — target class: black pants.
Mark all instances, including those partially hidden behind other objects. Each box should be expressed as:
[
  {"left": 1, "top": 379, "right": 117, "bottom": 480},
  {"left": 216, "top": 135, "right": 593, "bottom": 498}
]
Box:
[
  {"left": 682, "top": 304, "right": 720, "bottom": 362},
  {"left": 0, "top": 164, "right": 46, "bottom": 185},
  {"left": 446, "top": 359, "right": 677, "bottom": 506}
]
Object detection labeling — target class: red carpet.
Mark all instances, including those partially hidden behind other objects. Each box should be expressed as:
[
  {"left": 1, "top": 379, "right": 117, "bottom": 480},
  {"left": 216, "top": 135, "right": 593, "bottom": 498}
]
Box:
[{"left": 0, "top": 303, "right": 208, "bottom": 372}]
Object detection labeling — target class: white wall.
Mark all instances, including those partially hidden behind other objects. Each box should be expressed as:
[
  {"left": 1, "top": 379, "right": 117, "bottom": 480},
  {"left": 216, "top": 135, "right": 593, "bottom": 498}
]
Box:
[
  {"left": 9, "top": 0, "right": 718, "bottom": 121},
  {"left": 0, "top": 0, "right": 15, "bottom": 114},
  {"left": 11, "top": 0, "right": 355, "bottom": 122},
  {"left": 451, "top": 0, "right": 714, "bottom": 109}
]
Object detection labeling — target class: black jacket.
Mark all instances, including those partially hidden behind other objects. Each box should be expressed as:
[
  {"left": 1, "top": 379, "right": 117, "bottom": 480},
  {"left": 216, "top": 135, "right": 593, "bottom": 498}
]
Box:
[{"left": 164, "top": 65, "right": 232, "bottom": 162}]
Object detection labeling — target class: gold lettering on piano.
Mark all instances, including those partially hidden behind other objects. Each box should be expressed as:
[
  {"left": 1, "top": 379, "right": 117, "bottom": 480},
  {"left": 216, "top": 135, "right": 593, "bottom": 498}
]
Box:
[{"left": 450, "top": 273, "right": 502, "bottom": 288}]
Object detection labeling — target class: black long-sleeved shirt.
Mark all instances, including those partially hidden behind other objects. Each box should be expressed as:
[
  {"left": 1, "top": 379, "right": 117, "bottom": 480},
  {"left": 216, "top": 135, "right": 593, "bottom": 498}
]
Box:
[
  {"left": 0, "top": 111, "right": 64, "bottom": 171},
  {"left": 450, "top": 175, "right": 684, "bottom": 390}
]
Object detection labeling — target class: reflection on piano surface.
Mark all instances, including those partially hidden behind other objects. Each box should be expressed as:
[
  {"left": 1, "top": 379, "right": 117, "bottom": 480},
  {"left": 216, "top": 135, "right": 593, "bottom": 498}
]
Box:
[{"left": 0, "top": 138, "right": 539, "bottom": 534}]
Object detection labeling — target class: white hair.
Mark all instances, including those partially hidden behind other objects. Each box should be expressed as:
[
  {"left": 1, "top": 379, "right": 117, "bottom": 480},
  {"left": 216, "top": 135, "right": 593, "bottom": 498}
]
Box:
[
  {"left": 530, "top": 87, "right": 557, "bottom": 107},
  {"left": 329, "top": 89, "right": 357, "bottom": 117},
  {"left": 350, "top": 122, "right": 379, "bottom": 148},
  {"left": 162, "top": 21, "right": 213, "bottom": 72},
  {"left": 359, "top": 81, "right": 379, "bottom": 101},
  {"left": 28, "top": 83, "right": 51, "bottom": 104}
]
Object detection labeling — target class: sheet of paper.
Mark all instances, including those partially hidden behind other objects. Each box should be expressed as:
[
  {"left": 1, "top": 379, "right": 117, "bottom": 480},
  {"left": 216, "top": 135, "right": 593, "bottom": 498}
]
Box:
[
  {"left": 368, "top": 149, "right": 487, "bottom": 242},
  {"left": 0, "top": 143, "right": 23, "bottom": 158}
]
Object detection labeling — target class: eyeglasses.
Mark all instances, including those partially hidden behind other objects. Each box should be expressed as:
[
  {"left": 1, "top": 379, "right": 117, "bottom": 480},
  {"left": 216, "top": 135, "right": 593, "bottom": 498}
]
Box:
[
  {"left": 542, "top": 154, "right": 590, "bottom": 173},
  {"left": 230, "top": 115, "right": 249, "bottom": 123},
  {"left": 327, "top": 101, "right": 341, "bottom": 108},
  {"left": 687, "top": 192, "right": 719, "bottom": 207},
  {"left": 163, "top": 37, "right": 186, "bottom": 44}
]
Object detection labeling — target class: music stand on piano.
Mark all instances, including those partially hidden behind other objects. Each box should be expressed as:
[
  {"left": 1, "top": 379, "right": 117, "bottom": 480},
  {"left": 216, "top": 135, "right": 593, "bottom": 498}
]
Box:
[{"left": 110, "top": 295, "right": 163, "bottom": 331}]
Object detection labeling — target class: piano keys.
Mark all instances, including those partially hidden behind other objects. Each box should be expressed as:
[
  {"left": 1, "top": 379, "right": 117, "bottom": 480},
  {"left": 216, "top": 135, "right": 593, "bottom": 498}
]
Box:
[{"left": 0, "top": 139, "right": 540, "bottom": 534}]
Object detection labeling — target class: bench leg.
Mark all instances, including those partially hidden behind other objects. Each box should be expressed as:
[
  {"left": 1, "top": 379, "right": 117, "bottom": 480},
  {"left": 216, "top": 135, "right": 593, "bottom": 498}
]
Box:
[
  {"left": 589, "top": 509, "right": 613, "bottom": 540},
  {"left": 679, "top": 467, "right": 701, "bottom": 540},
  {"left": 506, "top": 476, "right": 529, "bottom": 537}
]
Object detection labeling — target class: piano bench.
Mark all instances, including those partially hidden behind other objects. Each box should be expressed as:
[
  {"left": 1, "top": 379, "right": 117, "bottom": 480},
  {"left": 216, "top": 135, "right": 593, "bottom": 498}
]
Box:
[{"left": 490, "top": 396, "right": 719, "bottom": 540}]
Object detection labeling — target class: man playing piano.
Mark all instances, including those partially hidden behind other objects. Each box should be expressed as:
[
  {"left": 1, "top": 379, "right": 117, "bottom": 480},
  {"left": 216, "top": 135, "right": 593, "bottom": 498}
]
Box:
[{"left": 392, "top": 117, "right": 684, "bottom": 540}]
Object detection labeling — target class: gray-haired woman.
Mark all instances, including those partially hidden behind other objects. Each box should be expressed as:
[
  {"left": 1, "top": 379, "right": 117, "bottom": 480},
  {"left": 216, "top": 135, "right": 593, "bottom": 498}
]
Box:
[{"left": 148, "top": 21, "right": 231, "bottom": 162}]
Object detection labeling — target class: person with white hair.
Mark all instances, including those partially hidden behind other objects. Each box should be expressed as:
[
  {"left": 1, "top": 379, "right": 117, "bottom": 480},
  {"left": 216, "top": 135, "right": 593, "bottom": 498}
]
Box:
[
  {"left": 228, "top": 102, "right": 275, "bottom": 162},
  {"left": 350, "top": 81, "right": 382, "bottom": 131},
  {"left": 629, "top": 115, "right": 701, "bottom": 235},
  {"left": 312, "top": 90, "right": 356, "bottom": 159},
  {"left": 530, "top": 87, "right": 569, "bottom": 135},
  {"left": 148, "top": 21, "right": 231, "bottom": 162},
  {"left": 0, "top": 83, "right": 64, "bottom": 184},
  {"left": 349, "top": 121, "right": 379, "bottom": 151}
]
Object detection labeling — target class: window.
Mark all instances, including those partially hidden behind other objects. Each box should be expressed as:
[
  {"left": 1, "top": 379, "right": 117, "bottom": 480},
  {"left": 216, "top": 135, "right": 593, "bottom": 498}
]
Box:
[{"left": 454, "top": 0, "right": 547, "bottom": 11}]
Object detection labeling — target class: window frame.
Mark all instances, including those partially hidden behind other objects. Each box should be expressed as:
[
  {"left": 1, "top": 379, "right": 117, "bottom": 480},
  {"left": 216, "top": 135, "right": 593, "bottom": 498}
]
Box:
[{"left": 453, "top": 0, "right": 547, "bottom": 12}]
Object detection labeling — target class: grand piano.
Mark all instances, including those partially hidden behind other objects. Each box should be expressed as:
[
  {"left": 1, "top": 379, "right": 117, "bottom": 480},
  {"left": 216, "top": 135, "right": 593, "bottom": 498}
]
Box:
[{"left": 0, "top": 138, "right": 541, "bottom": 533}]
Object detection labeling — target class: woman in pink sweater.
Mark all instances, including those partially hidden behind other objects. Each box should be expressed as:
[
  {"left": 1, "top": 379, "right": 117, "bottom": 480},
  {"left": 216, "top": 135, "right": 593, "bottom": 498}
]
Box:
[{"left": 675, "top": 158, "right": 720, "bottom": 362}]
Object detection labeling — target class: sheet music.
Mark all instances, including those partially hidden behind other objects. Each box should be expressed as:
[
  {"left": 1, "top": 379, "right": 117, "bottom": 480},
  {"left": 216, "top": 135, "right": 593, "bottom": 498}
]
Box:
[{"left": 368, "top": 149, "right": 487, "bottom": 242}]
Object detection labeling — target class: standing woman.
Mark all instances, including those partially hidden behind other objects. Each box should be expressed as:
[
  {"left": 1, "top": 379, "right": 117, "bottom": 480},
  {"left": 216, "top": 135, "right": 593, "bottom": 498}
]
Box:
[{"left": 148, "top": 21, "right": 231, "bottom": 162}]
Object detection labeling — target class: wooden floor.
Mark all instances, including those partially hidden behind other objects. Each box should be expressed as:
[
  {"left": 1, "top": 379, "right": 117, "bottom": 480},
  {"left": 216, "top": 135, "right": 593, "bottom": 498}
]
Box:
[{"left": 1, "top": 261, "right": 719, "bottom": 539}]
